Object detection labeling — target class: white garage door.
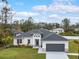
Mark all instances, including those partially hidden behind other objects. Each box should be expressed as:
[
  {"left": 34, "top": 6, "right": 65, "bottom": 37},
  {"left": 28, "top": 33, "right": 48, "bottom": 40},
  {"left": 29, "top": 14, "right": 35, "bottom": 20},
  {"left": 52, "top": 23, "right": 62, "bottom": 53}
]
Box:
[{"left": 46, "top": 52, "right": 69, "bottom": 59}]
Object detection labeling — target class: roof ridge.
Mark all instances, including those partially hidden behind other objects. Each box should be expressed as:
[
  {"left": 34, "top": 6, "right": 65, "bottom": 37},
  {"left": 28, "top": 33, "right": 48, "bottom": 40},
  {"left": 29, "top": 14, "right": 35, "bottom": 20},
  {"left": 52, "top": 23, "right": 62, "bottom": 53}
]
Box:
[{"left": 39, "top": 29, "right": 43, "bottom": 33}]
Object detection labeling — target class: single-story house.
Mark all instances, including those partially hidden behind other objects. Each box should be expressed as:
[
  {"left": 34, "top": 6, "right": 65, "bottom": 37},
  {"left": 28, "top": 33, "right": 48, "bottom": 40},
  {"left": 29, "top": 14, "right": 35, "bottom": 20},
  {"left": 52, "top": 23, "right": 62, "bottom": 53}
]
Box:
[
  {"left": 52, "top": 28, "right": 64, "bottom": 34},
  {"left": 74, "top": 28, "right": 79, "bottom": 31},
  {"left": 13, "top": 28, "right": 68, "bottom": 52}
]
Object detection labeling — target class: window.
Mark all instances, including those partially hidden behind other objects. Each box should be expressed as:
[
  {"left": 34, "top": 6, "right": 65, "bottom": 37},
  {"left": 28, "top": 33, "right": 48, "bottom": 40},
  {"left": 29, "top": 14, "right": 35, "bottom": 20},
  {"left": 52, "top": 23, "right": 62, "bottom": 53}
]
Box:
[
  {"left": 17, "top": 39, "right": 22, "bottom": 45},
  {"left": 28, "top": 39, "right": 30, "bottom": 44},
  {"left": 34, "top": 34, "right": 36, "bottom": 37}
]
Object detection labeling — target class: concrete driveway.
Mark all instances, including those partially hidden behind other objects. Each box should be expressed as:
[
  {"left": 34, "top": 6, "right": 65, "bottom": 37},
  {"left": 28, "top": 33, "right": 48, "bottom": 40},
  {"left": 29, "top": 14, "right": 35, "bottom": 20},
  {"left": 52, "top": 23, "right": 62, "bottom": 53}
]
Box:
[{"left": 46, "top": 52, "right": 69, "bottom": 59}]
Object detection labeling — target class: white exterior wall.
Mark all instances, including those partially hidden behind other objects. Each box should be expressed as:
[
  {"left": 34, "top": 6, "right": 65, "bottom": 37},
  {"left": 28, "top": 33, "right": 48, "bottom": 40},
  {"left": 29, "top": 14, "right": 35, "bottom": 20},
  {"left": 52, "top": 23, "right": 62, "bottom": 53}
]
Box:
[
  {"left": 32, "top": 33, "right": 41, "bottom": 47},
  {"left": 42, "top": 41, "right": 68, "bottom": 52},
  {"left": 13, "top": 38, "right": 18, "bottom": 45},
  {"left": 53, "top": 28, "right": 64, "bottom": 34},
  {"left": 13, "top": 37, "right": 33, "bottom": 46},
  {"left": 13, "top": 33, "right": 42, "bottom": 47},
  {"left": 22, "top": 37, "right": 33, "bottom": 46}
]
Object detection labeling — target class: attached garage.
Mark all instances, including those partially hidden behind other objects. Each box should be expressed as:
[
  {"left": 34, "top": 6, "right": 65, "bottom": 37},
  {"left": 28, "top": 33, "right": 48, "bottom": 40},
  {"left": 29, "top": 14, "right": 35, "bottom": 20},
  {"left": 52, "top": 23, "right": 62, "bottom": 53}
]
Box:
[
  {"left": 42, "top": 33, "right": 68, "bottom": 52},
  {"left": 42, "top": 33, "right": 69, "bottom": 59},
  {"left": 46, "top": 44, "right": 65, "bottom": 52},
  {"left": 46, "top": 44, "right": 69, "bottom": 59}
]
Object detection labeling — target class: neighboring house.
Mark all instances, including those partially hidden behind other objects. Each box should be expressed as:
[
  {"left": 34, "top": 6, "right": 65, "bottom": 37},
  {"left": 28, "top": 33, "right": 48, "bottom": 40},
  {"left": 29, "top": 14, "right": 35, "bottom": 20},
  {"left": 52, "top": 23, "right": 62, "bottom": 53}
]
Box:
[
  {"left": 74, "top": 28, "right": 79, "bottom": 31},
  {"left": 52, "top": 28, "right": 64, "bottom": 34},
  {"left": 13, "top": 28, "right": 68, "bottom": 52}
]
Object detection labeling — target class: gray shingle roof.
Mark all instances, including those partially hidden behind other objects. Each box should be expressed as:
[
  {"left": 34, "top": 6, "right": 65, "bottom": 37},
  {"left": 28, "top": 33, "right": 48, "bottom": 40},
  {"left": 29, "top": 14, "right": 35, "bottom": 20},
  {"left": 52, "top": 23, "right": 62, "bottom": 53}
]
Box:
[
  {"left": 14, "top": 28, "right": 68, "bottom": 41},
  {"left": 42, "top": 33, "right": 68, "bottom": 41},
  {"left": 15, "top": 28, "right": 51, "bottom": 38}
]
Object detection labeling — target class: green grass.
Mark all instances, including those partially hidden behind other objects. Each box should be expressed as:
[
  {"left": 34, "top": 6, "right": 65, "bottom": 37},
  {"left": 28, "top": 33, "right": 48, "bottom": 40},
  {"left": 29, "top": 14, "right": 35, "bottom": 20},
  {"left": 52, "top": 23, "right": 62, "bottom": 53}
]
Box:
[
  {"left": 60, "top": 32, "right": 79, "bottom": 36},
  {"left": 0, "top": 40, "right": 79, "bottom": 59},
  {"left": 69, "top": 40, "right": 79, "bottom": 53},
  {"left": 68, "top": 55, "right": 79, "bottom": 59},
  {"left": 0, "top": 48, "right": 45, "bottom": 59}
]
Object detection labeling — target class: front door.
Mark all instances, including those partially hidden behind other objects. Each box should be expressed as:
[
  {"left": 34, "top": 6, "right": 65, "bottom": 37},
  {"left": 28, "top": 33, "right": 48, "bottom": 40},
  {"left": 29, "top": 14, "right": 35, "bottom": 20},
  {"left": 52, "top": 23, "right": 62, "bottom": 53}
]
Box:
[
  {"left": 35, "top": 39, "right": 39, "bottom": 46},
  {"left": 17, "top": 39, "right": 22, "bottom": 45}
]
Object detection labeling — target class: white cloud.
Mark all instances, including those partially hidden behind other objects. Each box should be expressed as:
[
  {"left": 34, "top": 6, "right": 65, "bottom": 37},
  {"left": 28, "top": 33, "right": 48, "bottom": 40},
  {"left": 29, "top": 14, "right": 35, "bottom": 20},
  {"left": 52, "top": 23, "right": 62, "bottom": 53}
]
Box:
[
  {"left": 48, "top": 4, "right": 79, "bottom": 13},
  {"left": 49, "top": 14, "right": 79, "bottom": 19},
  {"left": 14, "top": 11, "right": 40, "bottom": 17},
  {"left": 32, "top": 5, "right": 48, "bottom": 11},
  {"left": 49, "top": 14, "right": 79, "bottom": 24},
  {"left": 12, "top": 11, "right": 40, "bottom": 20},
  {"left": 32, "top": 0, "right": 79, "bottom": 13},
  {"left": 49, "top": 14, "right": 58, "bottom": 18},
  {"left": 53, "top": 0, "right": 73, "bottom": 5}
]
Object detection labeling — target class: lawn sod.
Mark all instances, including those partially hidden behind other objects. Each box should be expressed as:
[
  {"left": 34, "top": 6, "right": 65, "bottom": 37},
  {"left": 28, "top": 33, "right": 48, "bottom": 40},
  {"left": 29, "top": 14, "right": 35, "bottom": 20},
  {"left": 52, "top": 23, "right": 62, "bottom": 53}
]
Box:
[
  {"left": 68, "top": 55, "right": 79, "bottom": 59},
  {"left": 0, "top": 40, "right": 78, "bottom": 59},
  {"left": 0, "top": 48, "right": 45, "bottom": 59},
  {"left": 69, "top": 40, "right": 79, "bottom": 53}
]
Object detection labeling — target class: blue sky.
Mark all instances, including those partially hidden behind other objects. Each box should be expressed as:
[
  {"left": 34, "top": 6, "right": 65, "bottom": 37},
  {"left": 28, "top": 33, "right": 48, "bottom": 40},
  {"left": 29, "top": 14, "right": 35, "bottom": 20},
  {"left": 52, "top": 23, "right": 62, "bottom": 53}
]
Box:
[
  {"left": 6, "top": 0, "right": 79, "bottom": 24},
  {"left": 8, "top": 0, "right": 52, "bottom": 11}
]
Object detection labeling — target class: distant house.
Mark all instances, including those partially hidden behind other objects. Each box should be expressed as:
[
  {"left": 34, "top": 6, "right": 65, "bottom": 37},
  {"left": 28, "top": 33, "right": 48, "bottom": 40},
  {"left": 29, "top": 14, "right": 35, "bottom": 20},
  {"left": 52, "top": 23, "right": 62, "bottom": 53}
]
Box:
[
  {"left": 13, "top": 28, "right": 68, "bottom": 52},
  {"left": 52, "top": 28, "right": 64, "bottom": 34},
  {"left": 74, "top": 28, "right": 79, "bottom": 31}
]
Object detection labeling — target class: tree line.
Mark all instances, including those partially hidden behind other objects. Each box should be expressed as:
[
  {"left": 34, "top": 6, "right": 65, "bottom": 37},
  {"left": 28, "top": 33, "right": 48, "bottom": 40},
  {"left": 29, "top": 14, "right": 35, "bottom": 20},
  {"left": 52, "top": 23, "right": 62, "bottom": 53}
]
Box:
[
  {"left": 0, "top": 16, "right": 79, "bottom": 47},
  {"left": 0, "top": 0, "right": 79, "bottom": 48},
  {"left": 13, "top": 17, "right": 79, "bottom": 33}
]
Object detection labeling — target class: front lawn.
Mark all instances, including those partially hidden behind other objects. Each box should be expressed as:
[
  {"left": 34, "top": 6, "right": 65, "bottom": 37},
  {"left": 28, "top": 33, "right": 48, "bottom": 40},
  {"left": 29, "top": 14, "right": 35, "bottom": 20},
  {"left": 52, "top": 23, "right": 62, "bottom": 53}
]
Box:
[
  {"left": 68, "top": 55, "right": 79, "bottom": 59},
  {"left": 69, "top": 40, "right": 79, "bottom": 53},
  {"left": 0, "top": 47, "right": 45, "bottom": 59},
  {"left": 0, "top": 40, "right": 78, "bottom": 59}
]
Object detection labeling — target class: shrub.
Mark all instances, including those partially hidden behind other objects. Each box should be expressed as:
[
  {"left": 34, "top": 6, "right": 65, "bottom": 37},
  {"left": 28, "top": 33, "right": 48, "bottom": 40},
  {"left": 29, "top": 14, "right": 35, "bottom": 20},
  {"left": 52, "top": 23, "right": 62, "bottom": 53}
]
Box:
[
  {"left": 26, "top": 45, "right": 32, "bottom": 48},
  {"left": 12, "top": 45, "right": 32, "bottom": 48}
]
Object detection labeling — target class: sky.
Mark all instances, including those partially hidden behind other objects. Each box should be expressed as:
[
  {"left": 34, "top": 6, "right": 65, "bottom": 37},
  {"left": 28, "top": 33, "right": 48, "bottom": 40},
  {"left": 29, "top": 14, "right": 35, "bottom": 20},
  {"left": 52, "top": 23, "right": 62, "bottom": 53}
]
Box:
[{"left": 1, "top": 0, "right": 79, "bottom": 24}]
